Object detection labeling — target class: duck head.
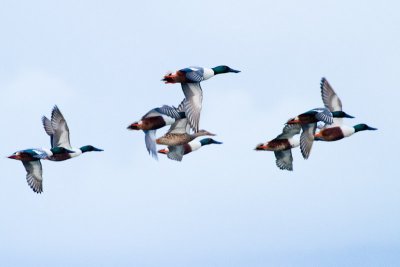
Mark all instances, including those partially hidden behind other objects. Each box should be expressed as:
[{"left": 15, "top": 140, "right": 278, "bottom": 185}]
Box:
[
  {"left": 158, "top": 148, "right": 169, "bottom": 154},
  {"left": 212, "top": 65, "right": 240, "bottom": 75},
  {"left": 332, "top": 111, "right": 355, "bottom": 118},
  {"left": 8, "top": 151, "right": 21, "bottom": 160},
  {"left": 254, "top": 143, "right": 268, "bottom": 150},
  {"left": 199, "top": 138, "right": 223, "bottom": 146},
  {"left": 287, "top": 117, "right": 300, "bottom": 124},
  {"left": 353, "top": 124, "right": 377, "bottom": 132},
  {"left": 127, "top": 121, "right": 141, "bottom": 130},
  {"left": 80, "top": 145, "right": 104, "bottom": 153}
]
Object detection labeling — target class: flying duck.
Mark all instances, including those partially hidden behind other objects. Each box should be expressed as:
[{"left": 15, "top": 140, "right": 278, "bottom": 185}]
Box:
[
  {"left": 287, "top": 107, "right": 333, "bottom": 159},
  {"left": 42, "top": 105, "right": 103, "bottom": 161},
  {"left": 162, "top": 65, "right": 240, "bottom": 132},
  {"left": 8, "top": 147, "right": 73, "bottom": 193},
  {"left": 127, "top": 104, "right": 185, "bottom": 159},
  {"left": 320, "top": 77, "right": 354, "bottom": 126},
  {"left": 315, "top": 123, "right": 377, "bottom": 141},
  {"left": 156, "top": 117, "right": 215, "bottom": 147},
  {"left": 158, "top": 138, "right": 222, "bottom": 161},
  {"left": 255, "top": 124, "right": 301, "bottom": 171}
]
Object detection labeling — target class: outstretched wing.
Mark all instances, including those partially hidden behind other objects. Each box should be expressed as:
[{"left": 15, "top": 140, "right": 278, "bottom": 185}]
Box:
[
  {"left": 276, "top": 124, "right": 301, "bottom": 139},
  {"left": 42, "top": 116, "right": 55, "bottom": 147},
  {"left": 320, "top": 77, "right": 342, "bottom": 112},
  {"left": 167, "top": 145, "right": 185, "bottom": 162},
  {"left": 49, "top": 106, "right": 72, "bottom": 149},
  {"left": 300, "top": 123, "right": 317, "bottom": 159},
  {"left": 181, "top": 83, "right": 202, "bottom": 132},
  {"left": 167, "top": 118, "right": 189, "bottom": 135},
  {"left": 22, "top": 160, "right": 43, "bottom": 193},
  {"left": 176, "top": 99, "right": 185, "bottom": 112},
  {"left": 154, "top": 105, "right": 182, "bottom": 119},
  {"left": 144, "top": 130, "right": 158, "bottom": 160},
  {"left": 274, "top": 150, "right": 294, "bottom": 171}
]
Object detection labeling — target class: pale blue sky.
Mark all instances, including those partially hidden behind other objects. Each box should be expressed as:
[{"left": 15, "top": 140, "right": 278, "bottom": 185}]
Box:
[{"left": 1, "top": 1, "right": 399, "bottom": 266}]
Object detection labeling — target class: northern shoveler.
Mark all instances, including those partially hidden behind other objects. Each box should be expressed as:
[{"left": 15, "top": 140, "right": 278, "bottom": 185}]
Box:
[
  {"left": 255, "top": 124, "right": 301, "bottom": 171},
  {"left": 158, "top": 138, "right": 222, "bottom": 161},
  {"left": 42, "top": 106, "right": 103, "bottom": 161}
]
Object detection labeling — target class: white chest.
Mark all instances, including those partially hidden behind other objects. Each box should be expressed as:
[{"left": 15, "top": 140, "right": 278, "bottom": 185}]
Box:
[
  {"left": 69, "top": 148, "right": 83, "bottom": 158},
  {"left": 289, "top": 137, "right": 300, "bottom": 148},
  {"left": 161, "top": 115, "right": 176, "bottom": 126},
  {"left": 202, "top": 68, "right": 215, "bottom": 80},
  {"left": 341, "top": 125, "right": 355, "bottom": 138},
  {"left": 188, "top": 140, "right": 202, "bottom": 152}
]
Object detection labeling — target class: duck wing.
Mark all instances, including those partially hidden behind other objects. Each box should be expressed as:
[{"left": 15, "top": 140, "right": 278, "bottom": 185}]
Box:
[
  {"left": 166, "top": 145, "right": 185, "bottom": 162},
  {"left": 181, "top": 83, "right": 202, "bottom": 133},
  {"left": 41, "top": 116, "right": 55, "bottom": 147},
  {"left": 320, "top": 78, "right": 342, "bottom": 112},
  {"left": 313, "top": 108, "right": 333, "bottom": 125},
  {"left": 276, "top": 124, "right": 301, "bottom": 139},
  {"left": 30, "top": 148, "right": 50, "bottom": 159},
  {"left": 181, "top": 67, "right": 204, "bottom": 83},
  {"left": 167, "top": 118, "right": 189, "bottom": 134},
  {"left": 274, "top": 150, "right": 293, "bottom": 171},
  {"left": 22, "top": 160, "right": 43, "bottom": 193},
  {"left": 154, "top": 105, "right": 182, "bottom": 119},
  {"left": 46, "top": 106, "right": 72, "bottom": 149},
  {"left": 300, "top": 123, "right": 317, "bottom": 159},
  {"left": 176, "top": 99, "right": 185, "bottom": 112},
  {"left": 144, "top": 130, "right": 158, "bottom": 160}
]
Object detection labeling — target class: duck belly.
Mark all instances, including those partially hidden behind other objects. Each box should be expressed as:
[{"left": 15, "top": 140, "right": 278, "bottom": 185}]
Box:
[
  {"left": 266, "top": 139, "right": 292, "bottom": 151},
  {"left": 141, "top": 116, "right": 167, "bottom": 130},
  {"left": 48, "top": 153, "right": 72, "bottom": 161},
  {"left": 319, "top": 127, "right": 345, "bottom": 141}
]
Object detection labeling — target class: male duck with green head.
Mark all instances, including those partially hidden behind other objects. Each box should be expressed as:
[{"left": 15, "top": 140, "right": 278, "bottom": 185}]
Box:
[
  {"left": 162, "top": 65, "right": 240, "bottom": 84},
  {"left": 162, "top": 65, "right": 240, "bottom": 133},
  {"left": 315, "top": 77, "right": 377, "bottom": 141},
  {"left": 42, "top": 105, "right": 103, "bottom": 161}
]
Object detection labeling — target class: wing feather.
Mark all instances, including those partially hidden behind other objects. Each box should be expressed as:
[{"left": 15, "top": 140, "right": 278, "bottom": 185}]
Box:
[
  {"left": 181, "top": 83, "right": 202, "bottom": 133},
  {"left": 144, "top": 130, "right": 158, "bottom": 160},
  {"left": 167, "top": 145, "right": 184, "bottom": 161},
  {"left": 320, "top": 78, "right": 342, "bottom": 112},
  {"left": 300, "top": 123, "right": 317, "bottom": 159},
  {"left": 22, "top": 161, "right": 43, "bottom": 193},
  {"left": 154, "top": 105, "right": 182, "bottom": 119},
  {"left": 276, "top": 124, "right": 301, "bottom": 139},
  {"left": 50, "top": 106, "right": 72, "bottom": 149},
  {"left": 274, "top": 150, "right": 294, "bottom": 171},
  {"left": 167, "top": 118, "right": 189, "bottom": 135}
]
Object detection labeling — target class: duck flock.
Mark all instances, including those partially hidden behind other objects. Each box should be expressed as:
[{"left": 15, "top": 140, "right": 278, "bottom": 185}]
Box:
[
  {"left": 8, "top": 66, "right": 376, "bottom": 193},
  {"left": 255, "top": 77, "right": 377, "bottom": 170}
]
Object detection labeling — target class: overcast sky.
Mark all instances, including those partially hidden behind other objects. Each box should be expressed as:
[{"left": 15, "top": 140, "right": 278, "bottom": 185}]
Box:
[{"left": 1, "top": 1, "right": 399, "bottom": 266}]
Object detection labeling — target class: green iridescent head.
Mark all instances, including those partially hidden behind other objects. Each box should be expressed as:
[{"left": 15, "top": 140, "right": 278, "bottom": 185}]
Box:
[
  {"left": 353, "top": 124, "right": 377, "bottom": 132},
  {"left": 199, "top": 138, "right": 223, "bottom": 146},
  {"left": 212, "top": 65, "right": 240, "bottom": 75},
  {"left": 80, "top": 145, "right": 104, "bottom": 153},
  {"left": 332, "top": 111, "right": 354, "bottom": 118}
]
